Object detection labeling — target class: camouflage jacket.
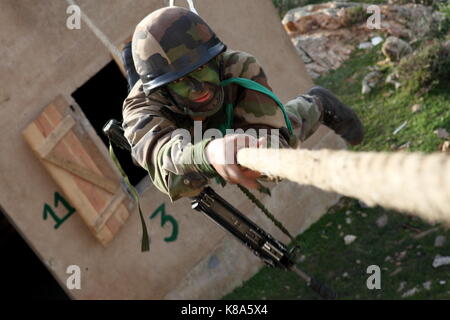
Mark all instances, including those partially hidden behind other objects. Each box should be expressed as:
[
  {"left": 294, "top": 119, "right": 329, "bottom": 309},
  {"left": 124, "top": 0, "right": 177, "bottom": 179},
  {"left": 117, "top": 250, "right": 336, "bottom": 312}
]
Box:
[{"left": 123, "top": 49, "right": 296, "bottom": 201}]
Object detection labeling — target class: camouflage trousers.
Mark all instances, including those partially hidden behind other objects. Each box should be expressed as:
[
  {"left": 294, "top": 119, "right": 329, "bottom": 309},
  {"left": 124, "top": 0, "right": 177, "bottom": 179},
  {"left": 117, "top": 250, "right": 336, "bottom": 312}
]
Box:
[{"left": 284, "top": 94, "right": 322, "bottom": 142}]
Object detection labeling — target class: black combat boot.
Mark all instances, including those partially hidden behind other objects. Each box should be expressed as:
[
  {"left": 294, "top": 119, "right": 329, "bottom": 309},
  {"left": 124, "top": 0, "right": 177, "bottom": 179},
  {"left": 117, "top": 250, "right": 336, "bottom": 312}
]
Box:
[{"left": 308, "top": 86, "right": 364, "bottom": 145}]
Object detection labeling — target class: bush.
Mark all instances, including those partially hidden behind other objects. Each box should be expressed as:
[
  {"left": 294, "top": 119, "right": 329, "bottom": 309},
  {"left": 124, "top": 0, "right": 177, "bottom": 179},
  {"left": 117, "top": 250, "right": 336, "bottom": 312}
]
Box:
[
  {"left": 343, "top": 5, "right": 370, "bottom": 27},
  {"left": 397, "top": 39, "right": 450, "bottom": 95}
]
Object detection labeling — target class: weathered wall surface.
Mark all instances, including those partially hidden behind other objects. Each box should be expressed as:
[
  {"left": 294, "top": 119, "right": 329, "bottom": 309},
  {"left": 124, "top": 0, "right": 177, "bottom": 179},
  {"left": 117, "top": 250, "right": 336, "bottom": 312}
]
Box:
[{"left": 0, "top": 0, "right": 343, "bottom": 299}]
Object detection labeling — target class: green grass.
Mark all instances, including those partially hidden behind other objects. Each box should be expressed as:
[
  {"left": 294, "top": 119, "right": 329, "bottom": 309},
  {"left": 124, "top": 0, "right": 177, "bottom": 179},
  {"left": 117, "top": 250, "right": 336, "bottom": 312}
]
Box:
[{"left": 222, "top": 44, "right": 450, "bottom": 300}]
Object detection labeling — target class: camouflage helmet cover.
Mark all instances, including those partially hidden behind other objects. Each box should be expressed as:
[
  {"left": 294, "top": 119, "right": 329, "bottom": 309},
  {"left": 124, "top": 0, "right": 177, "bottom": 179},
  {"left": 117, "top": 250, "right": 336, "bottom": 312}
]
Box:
[{"left": 132, "top": 6, "right": 227, "bottom": 95}]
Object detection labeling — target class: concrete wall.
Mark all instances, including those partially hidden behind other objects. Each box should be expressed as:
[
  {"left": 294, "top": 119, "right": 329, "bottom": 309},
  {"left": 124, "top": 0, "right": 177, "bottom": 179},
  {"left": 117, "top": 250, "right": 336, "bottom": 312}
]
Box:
[{"left": 0, "top": 0, "right": 343, "bottom": 299}]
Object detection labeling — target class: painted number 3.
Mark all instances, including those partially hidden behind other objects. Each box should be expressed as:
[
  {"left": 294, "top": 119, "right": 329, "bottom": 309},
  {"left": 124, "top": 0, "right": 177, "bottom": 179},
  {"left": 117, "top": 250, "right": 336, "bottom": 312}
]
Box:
[{"left": 150, "top": 203, "right": 179, "bottom": 242}]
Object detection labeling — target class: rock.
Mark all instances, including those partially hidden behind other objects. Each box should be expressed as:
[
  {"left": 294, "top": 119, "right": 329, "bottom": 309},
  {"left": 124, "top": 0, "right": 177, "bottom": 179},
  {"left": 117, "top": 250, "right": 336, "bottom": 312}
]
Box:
[
  {"left": 385, "top": 20, "right": 413, "bottom": 40},
  {"left": 362, "top": 71, "right": 383, "bottom": 94},
  {"left": 371, "top": 36, "right": 383, "bottom": 46},
  {"left": 411, "top": 104, "right": 422, "bottom": 113},
  {"left": 422, "top": 281, "right": 431, "bottom": 291},
  {"left": 440, "top": 280, "right": 446, "bottom": 285},
  {"left": 345, "top": 217, "right": 352, "bottom": 224},
  {"left": 397, "top": 281, "right": 407, "bottom": 292},
  {"left": 382, "top": 36, "right": 413, "bottom": 62},
  {"left": 358, "top": 42, "right": 373, "bottom": 50},
  {"left": 432, "top": 255, "right": 450, "bottom": 268},
  {"left": 282, "top": 2, "right": 443, "bottom": 78},
  {"left": 386, "top": 72, "right": 401, "bottom": 90},
  {"left": 402, "top": 287, "right": 419, "bottom": 298},
  {"left": 293, "top": 32, "right": 355, "bottom": 78},
  {"left": 356, "top": 259, "right": 361, "bottom": 264},
  {"left": 295, "top": 45, "right": 313, "bottom": 64},
  {"left": 434, "top": 128, "right": 450, "bottom": 140},
  {"left": 344, "top": 234, "right": 357, "bottom": 245},
  {"left": 434, "top": 235, "right": 446, "bottom": 248},
  {"left": 342, "top": 272, "right": 349, "bottom": 278},
  {"left": 376, "top": 214, "right": 389, "bottom": 228},
  {"left": 393, "top": 121, "right": 408, "bottom": 135},
  {"left": 282, "top": 2, "right": 360, "bottom": 35}
]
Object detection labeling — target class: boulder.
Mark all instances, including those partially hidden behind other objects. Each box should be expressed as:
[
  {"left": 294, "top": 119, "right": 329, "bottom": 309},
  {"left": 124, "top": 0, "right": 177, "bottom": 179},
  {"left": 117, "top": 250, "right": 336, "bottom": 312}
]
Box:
[
  {"left": 382, "top": 36, "right": 413, "bottom": 62},
  {"left": 282, "top": 1, "right": 444, "bottom": 78}
]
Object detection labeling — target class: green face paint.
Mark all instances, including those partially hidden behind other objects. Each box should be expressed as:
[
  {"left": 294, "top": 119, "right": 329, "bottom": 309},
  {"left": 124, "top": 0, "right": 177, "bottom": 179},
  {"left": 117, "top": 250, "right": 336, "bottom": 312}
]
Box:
[
  {"left": 166, "top": 58, "right": 224, "bottom": 117},
  {"left": 167, "top": 62, "right": 221, "bottom": 98}
]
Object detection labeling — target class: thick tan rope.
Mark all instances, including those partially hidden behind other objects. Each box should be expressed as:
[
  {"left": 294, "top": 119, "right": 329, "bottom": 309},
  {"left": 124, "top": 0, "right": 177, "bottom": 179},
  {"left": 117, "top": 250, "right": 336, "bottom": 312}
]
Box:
[{"left": 237, "top": 148, "right": 450, "bottom": 225}]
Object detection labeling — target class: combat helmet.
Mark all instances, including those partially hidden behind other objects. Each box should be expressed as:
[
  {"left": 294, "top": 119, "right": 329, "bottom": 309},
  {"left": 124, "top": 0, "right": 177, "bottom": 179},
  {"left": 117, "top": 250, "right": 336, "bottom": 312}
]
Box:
[{"left": 132, "top": 6, "right": 227, "bottom": 96}]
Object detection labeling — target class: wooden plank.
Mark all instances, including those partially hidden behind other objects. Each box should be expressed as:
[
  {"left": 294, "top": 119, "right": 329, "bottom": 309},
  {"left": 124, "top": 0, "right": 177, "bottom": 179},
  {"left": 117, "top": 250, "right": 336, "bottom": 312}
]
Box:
[
  {"left": 45, "top": 102, "right": 106, "bottom": 179},
  {"left": 96, "top": 225, "right": 114, "bottom": 247},
  {"left": 43, "top": 154, "right": 118, "bottom": 194},
  {"left": 36, "top": 115, "right": 75, "bottom": 158},
  {"left": 106, "top": 216, "right": 123, "bottom": 237},
  {"left": 94, "top": 191, "right": 126, "bottom": 232}
]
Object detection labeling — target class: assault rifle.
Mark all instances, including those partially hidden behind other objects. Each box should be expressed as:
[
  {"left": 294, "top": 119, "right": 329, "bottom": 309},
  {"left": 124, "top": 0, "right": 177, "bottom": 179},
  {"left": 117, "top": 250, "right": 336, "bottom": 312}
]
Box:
[{"left": 103, "top": 119, "right": 336, "bottom": 300}]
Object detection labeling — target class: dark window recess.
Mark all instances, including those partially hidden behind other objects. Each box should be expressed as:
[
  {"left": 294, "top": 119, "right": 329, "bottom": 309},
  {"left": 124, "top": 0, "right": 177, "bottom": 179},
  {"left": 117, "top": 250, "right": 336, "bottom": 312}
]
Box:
[
  {"left": 0, "top": 209, "right": 69, "bottom": 300},
  {"left": 72, "top": 60, "right": 147, "bottom": 185}
]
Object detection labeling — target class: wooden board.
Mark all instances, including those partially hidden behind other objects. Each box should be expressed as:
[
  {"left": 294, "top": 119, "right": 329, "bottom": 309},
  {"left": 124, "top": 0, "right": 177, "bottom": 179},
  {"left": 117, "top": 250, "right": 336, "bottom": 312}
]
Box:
[{"left": 22, "top": 95, "right": 134, "bottom": 246}]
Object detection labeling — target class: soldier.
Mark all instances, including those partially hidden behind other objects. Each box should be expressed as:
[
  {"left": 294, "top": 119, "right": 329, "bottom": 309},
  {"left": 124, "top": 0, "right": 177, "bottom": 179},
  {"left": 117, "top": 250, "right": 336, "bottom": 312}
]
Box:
[{"left": 122, "top": 6, "right": 364, "bottom": 201}]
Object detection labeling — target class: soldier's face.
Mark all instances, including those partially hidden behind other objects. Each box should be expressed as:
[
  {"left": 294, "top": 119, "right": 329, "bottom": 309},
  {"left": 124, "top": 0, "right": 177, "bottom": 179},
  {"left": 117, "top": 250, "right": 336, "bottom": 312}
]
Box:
[{"left": 166, "top": 59, "right": 223, "bottom": 116}]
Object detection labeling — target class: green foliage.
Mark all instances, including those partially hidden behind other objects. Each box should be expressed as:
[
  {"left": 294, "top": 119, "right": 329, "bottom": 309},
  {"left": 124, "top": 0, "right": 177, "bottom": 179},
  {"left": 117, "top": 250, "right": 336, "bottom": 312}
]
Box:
[
  {"left": 343, "top": 5, "right": 370, "bottom": 27},
  {"left": 397, "top": 40, "right": 450, "bottom": 95},
  {"left": 434, "top": 2, "right": 450, "bottom": 38},
  {"left": 389, "top": 0, "right": 446, "bottom": 7}
]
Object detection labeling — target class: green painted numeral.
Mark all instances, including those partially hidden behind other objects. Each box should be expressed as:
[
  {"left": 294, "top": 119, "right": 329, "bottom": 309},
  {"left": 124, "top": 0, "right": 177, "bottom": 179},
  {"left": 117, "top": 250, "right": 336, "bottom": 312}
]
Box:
[
  {"left": 43, "top": 192, "right": 76, "bottom": 229},
  {"left": 150, "top": 203, "right": 178, "bottom": 242}
]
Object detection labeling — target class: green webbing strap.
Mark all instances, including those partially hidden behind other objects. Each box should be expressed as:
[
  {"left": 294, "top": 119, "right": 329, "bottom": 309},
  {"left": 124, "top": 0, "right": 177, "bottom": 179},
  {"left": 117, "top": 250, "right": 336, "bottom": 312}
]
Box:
[
  {"left": 109, "top": 143, "right": 150, "bottom": 252},
  {"left": 220, "top": 77, "right": 294, "bottom": 135},
  {"left": 218, "top": 77, "right": 299, "bottom": 247}
]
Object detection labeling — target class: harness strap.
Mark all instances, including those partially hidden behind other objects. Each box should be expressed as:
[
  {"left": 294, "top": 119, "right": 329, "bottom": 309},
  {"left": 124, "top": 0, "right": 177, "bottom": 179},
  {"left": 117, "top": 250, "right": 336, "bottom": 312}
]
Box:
[{"left": 220, "top": 77, "right": 294, "bottom": 135}]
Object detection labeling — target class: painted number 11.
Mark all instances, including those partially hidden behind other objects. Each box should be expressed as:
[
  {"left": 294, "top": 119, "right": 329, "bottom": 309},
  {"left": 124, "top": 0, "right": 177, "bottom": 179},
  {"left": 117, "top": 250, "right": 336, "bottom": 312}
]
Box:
[{"left": 43, "top": 192, "right": 76, "bottom": 229}]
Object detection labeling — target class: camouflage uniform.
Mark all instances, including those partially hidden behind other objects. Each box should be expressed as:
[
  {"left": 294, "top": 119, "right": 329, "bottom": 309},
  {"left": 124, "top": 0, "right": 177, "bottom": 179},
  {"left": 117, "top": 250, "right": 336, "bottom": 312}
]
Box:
[{"left": 122, "top": 7, "right": 323, "bottom": 201}]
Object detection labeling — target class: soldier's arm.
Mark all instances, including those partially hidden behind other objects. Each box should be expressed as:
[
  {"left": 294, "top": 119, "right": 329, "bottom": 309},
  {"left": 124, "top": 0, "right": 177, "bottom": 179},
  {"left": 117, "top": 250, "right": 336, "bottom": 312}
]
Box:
[
  {"left": 122, "top": 80, "right": 216, "bottom": 201},
  {"left": 225, "top": 51, "right": 295, "bottom": 148}
]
